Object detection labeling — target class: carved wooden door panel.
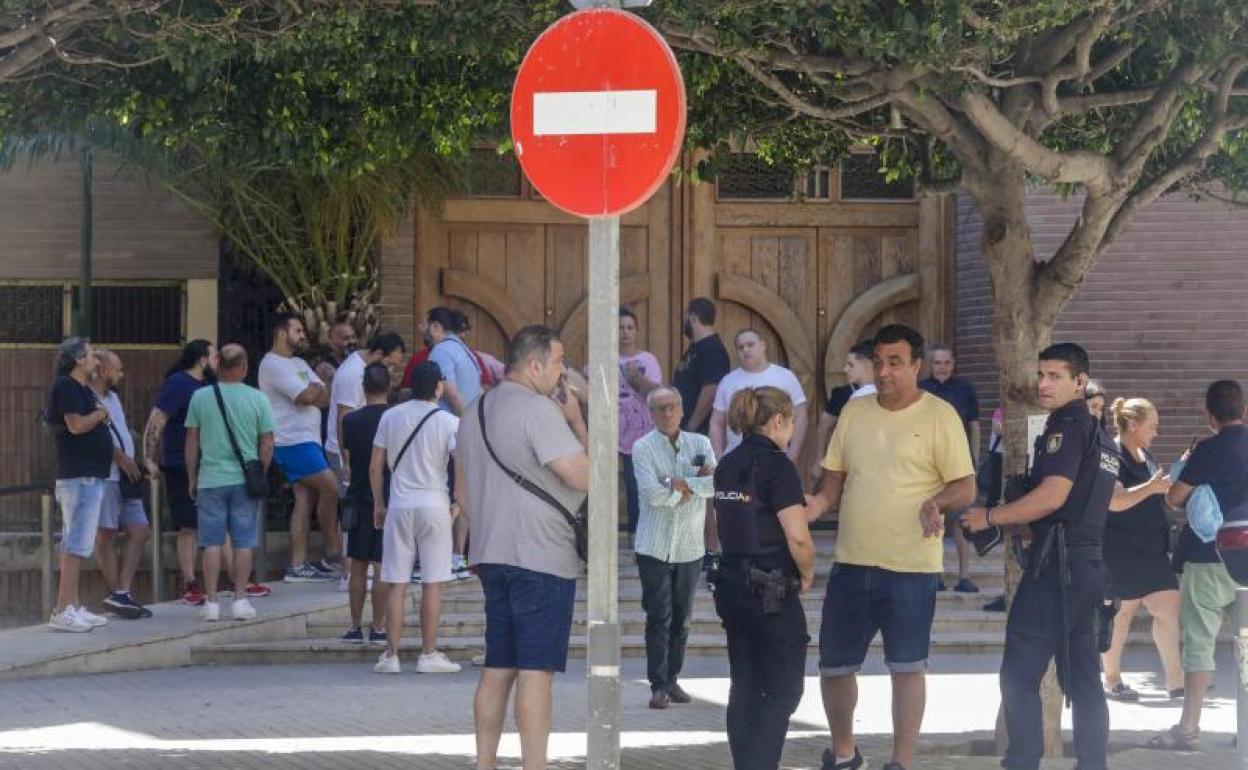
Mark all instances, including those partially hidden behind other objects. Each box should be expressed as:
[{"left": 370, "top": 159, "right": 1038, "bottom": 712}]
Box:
[{"left": 438, "top": 224, "right": 545, "bottom": 358}]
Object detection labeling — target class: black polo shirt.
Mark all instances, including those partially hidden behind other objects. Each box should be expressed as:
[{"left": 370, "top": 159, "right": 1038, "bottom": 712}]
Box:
[
  {"left": 920, "top": 375, "right": 979, "bottom": 434},
  {"left": 713, "top": 432, "right": 805, "bottom": 567},
  {"left": 674, "top": 334, "right": 731, "bottom": 435},
  {"left": 823, "top": 384, "right": 854, "bottom": 418}
]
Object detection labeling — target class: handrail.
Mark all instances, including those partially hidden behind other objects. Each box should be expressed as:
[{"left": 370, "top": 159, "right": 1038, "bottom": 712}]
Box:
[{"left": 0, "top": 482, "right": 52, "bottom": 497}]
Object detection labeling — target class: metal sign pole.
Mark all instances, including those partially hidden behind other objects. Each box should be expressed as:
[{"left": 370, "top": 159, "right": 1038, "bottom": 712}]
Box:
[
  {"left": 586, "top": 213, "right": 621, "bottom": 770},
  {"left": 1238, "top": 587, "right": 1248, "bottom": 770}
]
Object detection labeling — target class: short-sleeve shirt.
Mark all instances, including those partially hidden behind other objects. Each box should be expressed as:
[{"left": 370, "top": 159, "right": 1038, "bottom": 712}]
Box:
[
  {"left": 100, "top": 390, "right": 135, "bottom": 482},
  {"left": 823, "top": 384, "right": 854, "bottom": 418},
  {"left": 674, "top": 334, "right": 731, "bottom": 434},
  {"left": 713, "top": 432, "right": 805, "bottom": 569},
  {"left": 374, "top": 400, "right": 459, "bottom": 509},
  {"left": 617, "top": 351, "right": 663, "bottom": 454},
  {"left": 258, "top": 352, "right": 323, "bottom": 447},
  {"left": 184, "top": 383, "right": 276, "bottom": 490},
  {"left": 342, "top": 404, "right": 388, "bottom": 503},
  {"left": 429, "top": 334, "right": 483, "bottom": 411},
  {"left": 325, "top": 351, "right": 367, "bottom": 455},
  {"left": 713, "top": 365, "right": 807, "bottom": 453},
  {"left": 46, "top": 375, "right": 113, "bottom": 480},
  {"left": 1107, "top": 440, "right": 1168, "bottom": 558},
  {"left": 1027, "top": 398, "right": 1116, "bottom": 548},
  {"left": 920, "top": 376, "right": 979, "bottom": 446},
  {"left": 154, "top": 370, "right": 208, "bottom": 467},
  {"left": 1178, "top": 424, "right": 1248, "bottom": 563},
  {"left": 457, "top": 381, "right": 586, "bottom": 580},
  {"left": 824, "top": 392, "right": 974, "bottom": 573}
]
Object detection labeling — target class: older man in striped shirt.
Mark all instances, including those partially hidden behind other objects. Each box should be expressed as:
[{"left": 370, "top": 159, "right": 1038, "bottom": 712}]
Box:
[{"left": 631, "top": 385, "right": 717, "bottom": 710}]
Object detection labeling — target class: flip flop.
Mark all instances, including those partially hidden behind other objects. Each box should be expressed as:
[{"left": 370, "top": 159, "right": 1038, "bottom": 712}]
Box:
[{"left": 1145, "top": 724, "right": 1200, "bottom": 751}]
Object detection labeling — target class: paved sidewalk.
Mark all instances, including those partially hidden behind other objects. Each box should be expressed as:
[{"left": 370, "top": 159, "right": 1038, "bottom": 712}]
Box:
[{"left": 0, "top": 650, "right": 1236, "bottom": 769}]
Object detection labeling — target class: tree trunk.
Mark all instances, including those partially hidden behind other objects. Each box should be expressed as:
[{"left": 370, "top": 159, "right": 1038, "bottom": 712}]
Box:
[{"left": 968, "top": 160, "right": 1065, "bottom": 758}]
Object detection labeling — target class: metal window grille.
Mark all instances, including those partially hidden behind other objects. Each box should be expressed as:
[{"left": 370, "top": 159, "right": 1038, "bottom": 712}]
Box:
[
  {"left": 86, "top": 285, "right": 183, "bottom": 344},
  {"left": 803, "top": 167, "right": 833, "bottom": 200},
  {"left": 716, "top": 154, "right": 795, "bottom": 200},
  {"left": 463, "top": 148, "right": 522, "bottom": 198},
  {"left": 839, "top": 154, "right": 915, "bottom": 200},
  {"left": 0, "top": 286, "right": 64, "bottom": 344}
]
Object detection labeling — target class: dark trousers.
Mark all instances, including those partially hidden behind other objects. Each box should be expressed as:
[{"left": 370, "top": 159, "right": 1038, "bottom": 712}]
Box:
[
  {"left": 713, "top": 567, "right": 808, "bottom": 770},
  {"left": 620, "top": 453, "right": 640, "bottom": 534},
  {"left": 637, "top": 554, "right": 701, "bottom": 691},
  {"left": 1001, "top": 560, "right": 1108, "bottom": 770}
]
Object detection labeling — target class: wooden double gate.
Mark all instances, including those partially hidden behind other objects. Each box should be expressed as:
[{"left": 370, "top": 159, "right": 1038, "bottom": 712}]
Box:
[{"left": 399, "top": 168, "right": 954, "bottom": 470}]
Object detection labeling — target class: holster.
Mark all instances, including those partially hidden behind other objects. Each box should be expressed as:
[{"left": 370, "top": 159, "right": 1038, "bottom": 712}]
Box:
[
  {"left": 747, "top": 567, "right": 795, "bottom": 615},
  {"left": 1096, "top": 599, "right": 1118, "bottom": 654}
]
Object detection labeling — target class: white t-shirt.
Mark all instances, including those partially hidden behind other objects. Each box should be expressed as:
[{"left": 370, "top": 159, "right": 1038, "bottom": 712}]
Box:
[
  {"left": 850, "top": 382, "right": 877, "bottom": 400},
  {"left": 712, "top": 364, "right": 808, "bottom": 452},
  {"left": 100, "top": 390, "right": 133, "bottom": 482},
  {"left": 374, "top": 400, "right": 459, "bottom": 510},
  {"left": 325, "top": 351, "right": 367, "bottom": 455},
  {"left": 258, "top": 352, "right": 324, "bottom": 447}
]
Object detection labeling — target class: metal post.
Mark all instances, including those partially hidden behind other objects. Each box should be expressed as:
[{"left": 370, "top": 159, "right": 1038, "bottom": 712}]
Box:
[
  {"left": 1237, "top": 588, "right": 1248, "bottom": 770},
  {"left": 76, "top": 146, "right": 93, "bottom": 337},
  {"left": 40, "top": 493, "right": 54, "bottom": 614},
  {"left": 586, "top": 214, "right": 621, "bottom": 770},
  {"left": 255, "top": 499, "right": 268, "bottom": 583},
  {"left": 149, "top": 476, "right": 163, "bottom": 602}
]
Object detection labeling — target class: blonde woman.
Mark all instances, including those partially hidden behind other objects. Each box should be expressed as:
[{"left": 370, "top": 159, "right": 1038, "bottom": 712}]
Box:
[{"left": 1103, "top": 397, "right": 1181, "bottom": 700}]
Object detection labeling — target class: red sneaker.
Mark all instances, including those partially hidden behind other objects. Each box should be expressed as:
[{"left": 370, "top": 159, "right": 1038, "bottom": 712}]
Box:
[
  {"left": 244, "top": 583, "right": 271, "bottom": 598},
  {"left": 181, "top": 580, "right": 205, "bottom": 606}
]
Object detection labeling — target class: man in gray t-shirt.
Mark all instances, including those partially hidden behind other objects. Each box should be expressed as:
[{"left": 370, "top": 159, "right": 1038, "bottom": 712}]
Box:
[{"left": 455, "top": 325, "right": 587, "bottom": 770}]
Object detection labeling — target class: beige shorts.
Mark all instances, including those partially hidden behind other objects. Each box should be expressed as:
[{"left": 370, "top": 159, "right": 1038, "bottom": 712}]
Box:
[{"left": 380, "top": 505, "right": 453, "bottom": 585}]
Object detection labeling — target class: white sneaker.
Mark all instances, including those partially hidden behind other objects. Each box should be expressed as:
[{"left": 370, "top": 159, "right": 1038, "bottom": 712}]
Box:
[
  {"left": 337, "top": 576, "right": 350, "bottom": 593},
  {"left": 49, "top": 607, "right": 92, "bottom": 633},
  {"left": 416, "top": 650, "right": 461, "bottom": 674},
  {"left": 471, "top": 653, "right": 486, "bottom": 667},
  {"left": 72, "top": 605, "right": 108, "bottom": 627},
  {"left": 200, "top": 601, "right": 220, "bottom": 621},
  {"left": 374, "top": 650, "right": 401, "bottom": 674},
  {"left": 231, "top": 598, "right": 257, "bottom": 620}
]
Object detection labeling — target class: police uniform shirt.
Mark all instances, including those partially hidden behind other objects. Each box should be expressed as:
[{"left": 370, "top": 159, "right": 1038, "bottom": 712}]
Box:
[
  {"left": 713, "top": 432, "right": 805, "bottom": 565},
  {"left": 1029, "top": 397, "right": 1117, "bottom": 547}
]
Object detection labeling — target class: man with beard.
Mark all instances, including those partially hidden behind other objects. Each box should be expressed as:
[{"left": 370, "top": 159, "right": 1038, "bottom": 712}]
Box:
[
  {"left": 259, "top": 313, "right": 341, "bottom": 582},
  {"left": 672, "top": 297, "right": 731, "bottom": 437}
]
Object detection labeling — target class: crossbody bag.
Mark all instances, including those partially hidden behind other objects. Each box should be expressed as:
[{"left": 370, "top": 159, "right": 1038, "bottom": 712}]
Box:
[
  {"left": 477, "top": 392, "right": 588, "bottom": 563},
  {"left": 106, "top": 420, "right": 146, "bottom": 500},
  {"left": 342, "top": 406, "right": 442, "bottom": 530},
  {"left": 211, "top": 383, "right": 269, "bottom": 500}
]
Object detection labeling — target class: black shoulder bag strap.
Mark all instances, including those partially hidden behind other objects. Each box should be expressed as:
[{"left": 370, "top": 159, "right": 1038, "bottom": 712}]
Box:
[
  {"left": 212, "top": 383, "right": 250, "bottom": 477},
  {"left": 392, "top": 407, "right": 442, "bottom": 472},
  {"left": 477, "top": 392, "right": 587, "bottom": 561}
]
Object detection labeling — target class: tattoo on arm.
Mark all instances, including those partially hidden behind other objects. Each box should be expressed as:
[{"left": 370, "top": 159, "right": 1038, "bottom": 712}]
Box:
[{"left": 143, "top": 410, "right": 167, "bottom": 465}]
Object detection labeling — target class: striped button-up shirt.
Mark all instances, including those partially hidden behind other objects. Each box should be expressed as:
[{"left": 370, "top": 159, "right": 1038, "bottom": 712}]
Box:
[{"left": 631, "top": 428, "right": 716, "bottom": 564}]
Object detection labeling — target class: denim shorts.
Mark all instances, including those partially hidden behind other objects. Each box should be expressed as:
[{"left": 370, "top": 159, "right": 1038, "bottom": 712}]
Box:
[
  {"left": 55, "top": 477, "right": 106, "bottom": 558},
  {"left": 98, "top": 481, "right": 149, "bottom": 530},
  {"left": 196, "top": 484, "right": 259, "bottom": 549},
  {"left": 274, "top": 442, "right": 329, "bottom": 484},
  {"left": 479, "top": 564, "right": 577, "bottom": 672},
  {"left": 819, "top": 563, "right": 940, "bottom": 675}
]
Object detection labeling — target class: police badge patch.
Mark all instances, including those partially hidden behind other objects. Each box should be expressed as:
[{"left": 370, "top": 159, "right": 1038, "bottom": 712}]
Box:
[{"left": 1046, "top": 434, "right": 1063, "bottom": 454}]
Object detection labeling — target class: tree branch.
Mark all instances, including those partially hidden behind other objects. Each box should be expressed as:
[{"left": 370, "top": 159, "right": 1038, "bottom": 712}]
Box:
[
  {"left": 731, "top": 54, "right": 890, "bottom": 122},
  {"left": 1056, "top": 88, "right": 1158, "bottom": 113}
]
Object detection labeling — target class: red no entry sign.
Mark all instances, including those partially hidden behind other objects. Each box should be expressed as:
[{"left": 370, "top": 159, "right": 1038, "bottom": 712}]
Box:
[{"left": 510, "top": 8, "right": 687, "bottom": 218}]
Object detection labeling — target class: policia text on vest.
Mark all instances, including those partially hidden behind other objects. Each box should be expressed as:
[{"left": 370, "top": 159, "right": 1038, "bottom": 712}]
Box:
[{"left": 962, "top": 343, "right": 1120, "bottom": 770}]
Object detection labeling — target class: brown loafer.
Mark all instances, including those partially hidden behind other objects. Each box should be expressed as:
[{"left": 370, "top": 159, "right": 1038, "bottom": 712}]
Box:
[
  {"left": 648, "top": 689, "right": 670, "bottom": 710},
  {"left": 667, "top": 683, "right": 692, "bottom": 704}
]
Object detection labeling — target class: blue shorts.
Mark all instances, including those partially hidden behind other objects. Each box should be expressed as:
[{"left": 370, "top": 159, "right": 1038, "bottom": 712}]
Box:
[
  {"left": 274, "top": 442, "right": 330, "bottom": 484},
  {"left": 196, "top": 484, "right": 259, "bottom": 549},
  {"left": 819, "top": 563, "right": 940, "bottom": 675},
  {"left": 98, "top": 481, "right": 149, "bottom": 530},
  {"left": 479, "top": 564, "right": 577, "bottom": 672},
  {"left": 55, "top": 477, "right": 106, "bottom": 558}
]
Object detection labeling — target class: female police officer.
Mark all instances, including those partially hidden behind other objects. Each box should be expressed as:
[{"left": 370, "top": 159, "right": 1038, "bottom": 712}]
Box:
[{"left": 712, "top": 385, "right": 815, "bottom": 770}]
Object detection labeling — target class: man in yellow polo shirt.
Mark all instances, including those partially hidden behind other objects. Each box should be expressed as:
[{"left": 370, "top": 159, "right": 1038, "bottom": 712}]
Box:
[{"left": 806, "top": 324, "right": 976, "bottom": 770}]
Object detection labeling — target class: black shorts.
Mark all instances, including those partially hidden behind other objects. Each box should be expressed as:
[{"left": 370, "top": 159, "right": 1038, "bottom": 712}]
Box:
[
  {"left": 345, "top": 496, "right": 383, "bottom": 563},
  {"left": 162, "top": 465, "right": 198, "bottom": 531}
]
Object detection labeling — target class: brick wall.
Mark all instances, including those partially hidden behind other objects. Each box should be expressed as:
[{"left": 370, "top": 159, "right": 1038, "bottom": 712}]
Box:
[
  {"left": 376, "top": 210, "right": 417, "bottom": 346},
  {"left": 955, "top": 189, "right": 1248, "bottom": 463}
]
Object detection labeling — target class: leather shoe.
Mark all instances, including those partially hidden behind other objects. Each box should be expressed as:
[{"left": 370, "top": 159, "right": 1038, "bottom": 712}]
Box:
[
  {"left": 667, "top": 683, "right": 691, "bottom": 704},
  {"left": 648, "top": 689, "right": 670, "bottom": 710}
]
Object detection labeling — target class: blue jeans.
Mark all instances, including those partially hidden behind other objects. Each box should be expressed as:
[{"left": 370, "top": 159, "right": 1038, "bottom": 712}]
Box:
[
  {"left": 478, "top": 564, "right": 576, "bottom": 672},
  {"left": 196, "top": 485, "right": 259, "bottom": 549},
  {"left": 819, "top": 563, "right": 940, "bottom": 675},
  {"left": 55, "top": 478, "right": 106, "bottom": 558}
]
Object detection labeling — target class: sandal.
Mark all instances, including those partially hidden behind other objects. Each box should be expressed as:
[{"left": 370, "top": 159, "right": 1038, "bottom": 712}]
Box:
[
  {"left": 1106, "top": 682, "right": 1140, "bottom": 702},
  {"left": 1145, "top": 724, "right": 1200, "bottom": 751}
]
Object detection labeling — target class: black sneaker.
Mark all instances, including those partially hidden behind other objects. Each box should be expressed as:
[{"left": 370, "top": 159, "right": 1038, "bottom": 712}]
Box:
[
  {"left": 102, "top": 591, "right": 144, "bottom": 620},
  {"left": 314, "top": 558, "right": 343, "bottom": 576},
  {"left": 882, "top": 763, "right": 907, "bottom": 770},
  {"left": 983, "top": 596, "right": 1007, "bottom": 612},
  {"left": 821, "top": 747, "right": 863, "bottom": 770},
  {"left": 369, "top": 628, "right": 388, "bottom": 645},
  {"left": 342, "top": 627, "right": 364, "bottom": 643}
]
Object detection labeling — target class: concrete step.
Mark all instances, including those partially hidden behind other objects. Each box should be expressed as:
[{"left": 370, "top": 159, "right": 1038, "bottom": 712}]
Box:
[{"left": 189, "top": 629, "right": 1177, "bottom": 667}]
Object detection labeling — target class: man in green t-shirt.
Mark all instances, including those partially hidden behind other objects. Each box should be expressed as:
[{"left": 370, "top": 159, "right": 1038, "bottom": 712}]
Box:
[{"left": 185, "top": 344, "right": 276, "bottom": 622}]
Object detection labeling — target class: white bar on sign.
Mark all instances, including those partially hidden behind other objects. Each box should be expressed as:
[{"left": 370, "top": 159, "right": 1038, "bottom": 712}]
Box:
[{"left": 533, "top": 90, "right": 657, "bottom": 136}]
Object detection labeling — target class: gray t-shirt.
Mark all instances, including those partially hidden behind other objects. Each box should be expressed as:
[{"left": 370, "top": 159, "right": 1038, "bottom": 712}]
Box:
[{"left": 457, "top": 381, "right": 585, "bottom": 579}]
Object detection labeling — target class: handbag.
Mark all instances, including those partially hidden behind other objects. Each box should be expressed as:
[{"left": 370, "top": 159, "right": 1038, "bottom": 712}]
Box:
[
  {"left": 106, "top": 420, "right": 145, "bottom": 500},
  {"left": 212, "top": 383, "right": 269, "bottom": 500},
  {"left": 975, "top": 434, "right": 1003, "bottom": 505},
  {"left": 477, "top": 393, "right": 588, "bottom": 563}
]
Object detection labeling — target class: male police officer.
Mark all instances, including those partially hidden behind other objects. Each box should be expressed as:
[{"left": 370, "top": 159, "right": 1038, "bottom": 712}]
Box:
[{"left": 962, "top": 343, "right": 1119, "bottom": 770}]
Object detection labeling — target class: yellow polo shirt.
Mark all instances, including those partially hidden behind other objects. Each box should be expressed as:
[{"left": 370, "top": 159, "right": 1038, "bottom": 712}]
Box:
[{"left": 823, "top": 392, "right": 974, "bottom": 573}]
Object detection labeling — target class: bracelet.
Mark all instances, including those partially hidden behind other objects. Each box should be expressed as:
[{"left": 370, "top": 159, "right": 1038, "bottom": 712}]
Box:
[{"left": 985, "top": 506, "right": 995, "bottom": 526}]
